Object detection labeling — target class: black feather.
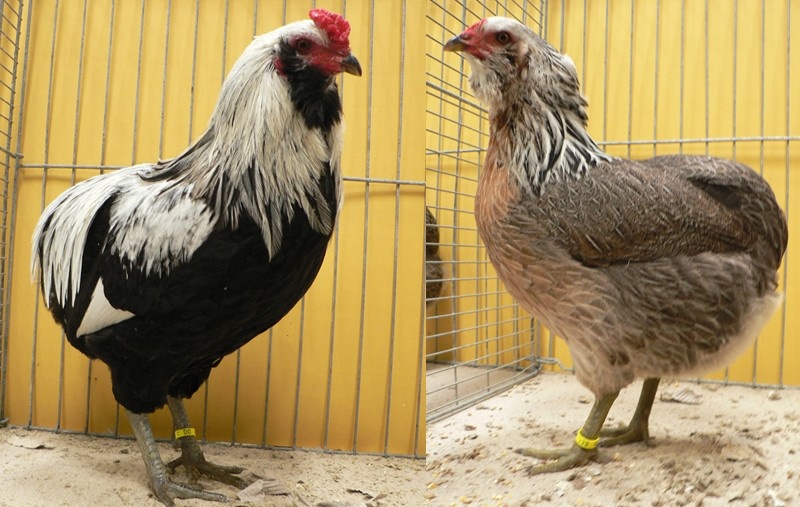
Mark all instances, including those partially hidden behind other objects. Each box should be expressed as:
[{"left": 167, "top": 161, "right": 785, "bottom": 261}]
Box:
[{"left": 276, "top": 41, "right": 343, "bottom": 131}]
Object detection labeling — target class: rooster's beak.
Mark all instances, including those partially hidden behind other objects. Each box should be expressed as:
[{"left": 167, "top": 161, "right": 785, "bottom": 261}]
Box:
[
  {"left": 443, "top": 35, "right": 468, "bottom": 52},
  {"left": 340, "top": 54, "right": 362, "bottom": 76}
]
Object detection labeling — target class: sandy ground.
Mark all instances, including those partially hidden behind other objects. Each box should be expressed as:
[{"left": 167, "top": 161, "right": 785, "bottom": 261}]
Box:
[
  {"left": 427, "top": 372, "right": 800, "bottom": 507},
  {"left": 0, "top": 427, "right": 424, "bottom": 507}
]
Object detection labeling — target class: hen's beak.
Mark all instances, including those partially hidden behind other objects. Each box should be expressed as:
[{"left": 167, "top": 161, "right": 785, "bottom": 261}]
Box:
[
  {"left": 443, "top": 35, "right": 468, "bottom": 52},
  {"left": 340, "top": 54, "right": 362, "bottom": 76}
]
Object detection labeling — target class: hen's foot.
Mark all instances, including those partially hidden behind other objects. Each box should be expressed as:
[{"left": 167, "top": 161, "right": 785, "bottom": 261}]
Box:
[
  {"left": 599, "top": 378, "right": 660, "bottom": 447},
  {"left": 166, "top": 446, "right": 249, "bottom": 489},
  {"left": 516, "top": 445, "right": 599, "bottom": 474},
  {"left": 599, "top": 421, "right": 651, "bottom": 447}
]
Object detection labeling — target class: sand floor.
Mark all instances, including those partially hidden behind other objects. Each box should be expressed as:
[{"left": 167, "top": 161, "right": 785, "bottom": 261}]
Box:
[
  {"left": 426, "top": 372, "right": 799, "bottom": 507},
  {"left": 0, "top": 426, "right": 424, "bottom": 506}
]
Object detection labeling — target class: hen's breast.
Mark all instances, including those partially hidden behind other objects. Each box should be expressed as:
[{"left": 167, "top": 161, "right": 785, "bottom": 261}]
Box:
[{"left": 475, "top": 150, "right": 785, "bottom": 397}]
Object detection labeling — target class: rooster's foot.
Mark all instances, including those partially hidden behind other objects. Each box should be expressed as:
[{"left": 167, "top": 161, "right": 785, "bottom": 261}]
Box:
[
  {"left": 166, "top": 448, "right": 250, "bottom": 489},
  {"left": 150, "top": 476, "right": 228, "bottom": 507}
]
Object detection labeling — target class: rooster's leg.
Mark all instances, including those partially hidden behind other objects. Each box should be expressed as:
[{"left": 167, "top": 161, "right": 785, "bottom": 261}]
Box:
[
  {"left": 599, "top": 377, "right": 660, "bottom": 447},
  {"left": 127, "top": 410, "right": 227, "bottom": 506},
  {"left": 517, "top": 391, "right": 618, "bottom": 474},
  {"left": 165, "top": 396, "right": 250, "bottom": 489}
]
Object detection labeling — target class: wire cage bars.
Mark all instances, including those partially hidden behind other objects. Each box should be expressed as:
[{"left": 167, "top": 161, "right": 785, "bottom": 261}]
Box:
[
  {"left": 426, "top": 0, "right": 800, "bottom": 423},
  {"left": 0, "top": 0, "right": 24, "bottom": 426},
  {"left": 425, "top": 0, "right": 547, "bottom": 423},
  {"left": 3, "top": 0, "right": 426, "bottom": 458}
]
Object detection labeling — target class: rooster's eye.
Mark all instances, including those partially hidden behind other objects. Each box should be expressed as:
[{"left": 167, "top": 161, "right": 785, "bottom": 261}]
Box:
[
  {"left": 495, "top": 32, "right": 511, "bottom": 44},
  {"left": 295, "top": 38, "right": 313, "bottom": 54}
]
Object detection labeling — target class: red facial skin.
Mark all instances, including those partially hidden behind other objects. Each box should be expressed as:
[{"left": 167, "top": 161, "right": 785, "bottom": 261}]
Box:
[
  {"left": 451, "top": 19, "right": 515, "bottom": 61},
  {"left": 288, "top": 35, "right": 351, "bottom": 76},
  {"left": 274, "top": 9, "right": 359, "bottom": 78}
]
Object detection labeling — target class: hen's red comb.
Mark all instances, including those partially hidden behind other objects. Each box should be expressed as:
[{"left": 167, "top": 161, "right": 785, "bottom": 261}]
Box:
[{"left": 309, "top": 8, "right": 351, "bottom": 47}]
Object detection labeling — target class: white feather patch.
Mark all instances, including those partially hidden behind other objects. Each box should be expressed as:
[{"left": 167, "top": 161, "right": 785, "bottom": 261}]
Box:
[
  {"left": 108, "top": 178, "right": 215, "bottom": 276},
  {"left": 32, "top": 168, "right": 134, "bottom": 307},
  {"left": 76, "top": 279, "right": 135, "bottom": 337}
]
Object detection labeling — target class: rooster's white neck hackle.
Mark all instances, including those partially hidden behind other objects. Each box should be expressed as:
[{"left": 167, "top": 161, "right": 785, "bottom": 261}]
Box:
[{"left": 147, "top": 19, "right": 343, "bottom": 251}]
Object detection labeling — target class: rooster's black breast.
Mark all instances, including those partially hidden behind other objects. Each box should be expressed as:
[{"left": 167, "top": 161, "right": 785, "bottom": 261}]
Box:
[{"left": 76, "top": 187, "right": 334, "bottom": 414}]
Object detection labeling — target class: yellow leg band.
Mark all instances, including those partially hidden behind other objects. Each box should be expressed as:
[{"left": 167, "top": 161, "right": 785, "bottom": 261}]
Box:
[
  {"left": 575, "top": 429, "right": 600, "bottom": 450},
  {"left": 174, "top": 427, "right": 196, "bottom": 439}
]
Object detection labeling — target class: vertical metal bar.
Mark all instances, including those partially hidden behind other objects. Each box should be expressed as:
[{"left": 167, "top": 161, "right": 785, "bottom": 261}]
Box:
[
  {"left": 202, "top": 0, "right": 231, "bottom": 443},
  {"left": 558, "top": 0, "right": 564, "bottom": 51},
  {"left": 98, "top": 0, "right": 115, "bottom": 170},
  {"left": 158, "top": 0, "right": 172, "bottom": 160},
  {"left": 352, "top": 0, "right": 376, "bottom": 454},
  {"left": 778, "top": 0, "right": 791, "bottom": 388},
  {"left": 322, "top": 221, "right": 341, "bottom": 451},
  {"left": 114, "top": 0, "right": 147, "bottom": 438},
  {"left": 724, "top": 0, "right": 739, "bottom": 384},
  {"left": 731, "top": 0, "right": 738, "bottom": 162},
  {"left": 678, "top": 0, "right": 685, "bottom": 154},
  {"left": 63, "top": 0, "right": 89, "bottom": 433},
  {"left": 129, "top": 0, "right": 146, "bottom": 166},
  {"left": 86, "top": 0, "right": 116, "bottom": 432},
  {"left": 652, "top": 0, "right": 660, "bottom": 157},
  {"left": 261, "top": 328, "right": 274, "bottom": 447},
  {"left": 601, "top": 0, "right": 609, "bottom": 143},
  {"left": 291, "top": 298, "right": 306, "bottom": 448},
  {"left": 704, "top": 0, "right": 709, "bottom": 156},
  {"left": 751, "top": 0, "right": 767, "bottom": 386},
  {"left": 252, "top": 0, "right": 258, "bottom": 36},
  {"left": 382, "top": 0, "right": 406, "bottom": 455},
  {"left": 187, "top": 0, "right": 200, "bottom": 144},
  {"left": 414, "top": 241, "right": 425, "bottom": 457},
  {"left": 580, "top": 0, "right": 588, "bottom": 88},
  {"left": 627, "top": 0, "right": 634, "bottom": 159}
]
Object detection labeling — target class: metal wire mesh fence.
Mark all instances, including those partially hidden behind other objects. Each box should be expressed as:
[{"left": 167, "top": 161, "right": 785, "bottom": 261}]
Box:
[
  {"left": 3, "top": 0, "right": 425, "bottom": 458},
  {"left": 0, "top": 0, "right": 24, "bottom": 426},
  {"left": 425, "top": 0, "right": 546, "bottom": 423},
  {"left": 426, "top": 0, "right": 799, "bottom": 423}
]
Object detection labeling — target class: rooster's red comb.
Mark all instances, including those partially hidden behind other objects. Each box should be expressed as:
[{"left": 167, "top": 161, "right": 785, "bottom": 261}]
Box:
[{"left": 309, "top": 8, "right": 351, "bottom": 47}]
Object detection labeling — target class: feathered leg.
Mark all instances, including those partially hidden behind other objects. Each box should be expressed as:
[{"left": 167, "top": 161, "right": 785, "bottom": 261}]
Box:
[
  {"left": 127, "top": 410, "right": 227, "bottom": 506},
  {"left": 599, "top": 377, "right": 660, "bottom": 447},
  {"left": 517, "top": 391, "right": 618, "bottom": 474},
  {"left": 165, "top": 396, "right": 251, "bottom": 489}
]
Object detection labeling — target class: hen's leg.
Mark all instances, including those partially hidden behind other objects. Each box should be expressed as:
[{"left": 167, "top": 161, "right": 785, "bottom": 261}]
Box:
[
  {"left": 517, "top": 391, "right": 618, "bottom": 474},
  {"left": 127, "top": 410, "right": 227, "bottom": 506},
  {"left": 599, "top": 377, "right": 660, "bottom": 447},
  {"left": 165, "top": 396, "right": 250, "bottom": 489}
]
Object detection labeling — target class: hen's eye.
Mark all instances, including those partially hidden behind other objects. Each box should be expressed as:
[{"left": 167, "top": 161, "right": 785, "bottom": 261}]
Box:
[
  {"left": 295, "top": 38, "right": 313, "bottom": 54},
  {"left": 495, "top": 31, "right": 511, "bottom": 44}
]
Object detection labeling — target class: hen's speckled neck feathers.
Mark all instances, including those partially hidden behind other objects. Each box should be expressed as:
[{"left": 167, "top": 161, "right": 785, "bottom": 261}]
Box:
[{"left": 454, "top": 16, "right": 610, "bottom": 196}]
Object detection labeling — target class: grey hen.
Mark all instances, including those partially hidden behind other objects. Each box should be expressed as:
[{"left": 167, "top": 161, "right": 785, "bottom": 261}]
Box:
[{"left": 444, "top": 17, "right": 788, "bottom": 473}]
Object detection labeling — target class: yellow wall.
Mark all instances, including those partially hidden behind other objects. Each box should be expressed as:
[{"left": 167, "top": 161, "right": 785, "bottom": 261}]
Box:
[
  {"left": 427, "top": 0, "right": 800, "bottom": 387},
  {"left": 6, "top": 0, "right": 425, "bottom": 457}
]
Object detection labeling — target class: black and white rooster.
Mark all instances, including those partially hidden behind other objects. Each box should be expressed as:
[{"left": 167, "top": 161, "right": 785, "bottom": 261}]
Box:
[{"left": 31, "top": 9, "right": 360, "bottom": 506}]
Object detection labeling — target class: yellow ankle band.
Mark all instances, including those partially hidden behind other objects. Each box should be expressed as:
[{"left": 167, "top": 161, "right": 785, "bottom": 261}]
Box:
[
  {"left": 174, "top": 427, "right": 196, "bottom": 439},
  {"left": 575, "top": 429, "right": 599, "bottom": 450}
]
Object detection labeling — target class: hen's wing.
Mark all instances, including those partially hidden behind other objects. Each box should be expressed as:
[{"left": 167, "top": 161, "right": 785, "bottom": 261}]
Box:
[{"left": 533, "top": 155, "right": 786, "bottom": 270}]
